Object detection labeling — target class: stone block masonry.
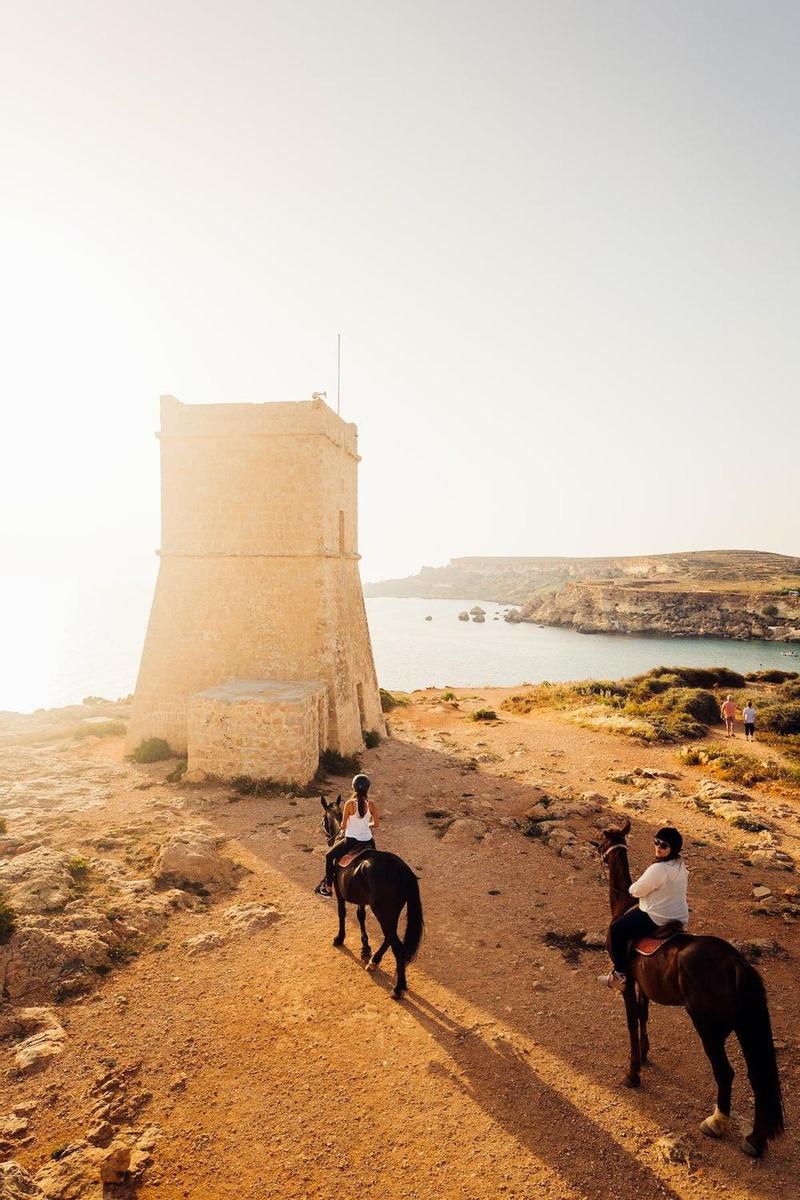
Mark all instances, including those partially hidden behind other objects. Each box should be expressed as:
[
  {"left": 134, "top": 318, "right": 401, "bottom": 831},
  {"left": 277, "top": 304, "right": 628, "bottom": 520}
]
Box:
[
  {"left": 188, "top": 680, "right": 327, "bottom": 785},
  {"left": 127, "top": 395, "right": 384, "bottom": 760}
]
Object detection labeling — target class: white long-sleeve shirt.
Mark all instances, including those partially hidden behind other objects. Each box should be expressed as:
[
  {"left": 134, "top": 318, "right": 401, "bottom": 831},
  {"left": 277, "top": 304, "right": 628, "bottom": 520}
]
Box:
[{"left": 629, "top": 859, "right": 689, "bottom": 926}]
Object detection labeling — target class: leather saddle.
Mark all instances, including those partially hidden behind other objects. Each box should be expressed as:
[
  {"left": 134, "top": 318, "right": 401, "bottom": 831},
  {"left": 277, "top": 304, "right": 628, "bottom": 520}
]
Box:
[
  {"left": 338, "top": 847, "right": 375, "bottom": 870},
  {"left": 633, "top": 920, "right": 686, "bottom": 956}
]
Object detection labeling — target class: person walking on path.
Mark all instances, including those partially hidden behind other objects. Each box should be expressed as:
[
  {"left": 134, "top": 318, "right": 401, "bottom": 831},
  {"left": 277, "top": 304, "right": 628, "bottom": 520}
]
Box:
[
  {"left": 721, "top": 694, "right": 737, "bottom": 738},
  {"left": 743, "top": 700, "right": 757, "bottom": 741}
]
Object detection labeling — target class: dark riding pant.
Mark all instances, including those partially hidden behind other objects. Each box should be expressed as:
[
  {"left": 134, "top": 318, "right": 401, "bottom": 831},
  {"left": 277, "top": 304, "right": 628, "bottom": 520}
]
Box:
[
  {"left": 609, "top": 906, "right": 657, "bottom": 973},
  {"left": 325, "top": 837, "right": 375, "bottom": 886}
]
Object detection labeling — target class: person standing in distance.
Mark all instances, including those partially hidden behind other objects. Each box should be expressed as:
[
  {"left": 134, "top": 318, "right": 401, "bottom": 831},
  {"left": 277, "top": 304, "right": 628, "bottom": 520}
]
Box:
[{"left": 721, "top": 694, "right": 737, "bottom": 738}]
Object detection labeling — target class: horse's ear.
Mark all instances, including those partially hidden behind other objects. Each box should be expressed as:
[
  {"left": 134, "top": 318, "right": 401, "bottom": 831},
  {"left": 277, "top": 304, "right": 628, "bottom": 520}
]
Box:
[
  {"left": 319, "top": 796, "right": 329, "bottom": 810},
  {"left": 620, "top": 817, "right": 631, "bottom": 836},
  {"left": 336, "top": 794, "right": 342, "bottom": 805}
]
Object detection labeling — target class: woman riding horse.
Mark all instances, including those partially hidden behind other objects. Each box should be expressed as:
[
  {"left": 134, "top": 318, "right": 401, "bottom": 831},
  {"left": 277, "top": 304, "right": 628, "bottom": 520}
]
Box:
[
  {"left": 598, "top": 825, "right": 688, "bottom": 991},
  {"left": 316, "top": 774, "right": 378, "bottom": 898}
]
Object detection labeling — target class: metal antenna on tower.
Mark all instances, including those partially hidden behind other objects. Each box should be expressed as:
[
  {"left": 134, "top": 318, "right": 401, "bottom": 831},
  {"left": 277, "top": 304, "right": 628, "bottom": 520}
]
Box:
[{"left": 337, "top": 333, "right": 341, "bottom": 415}]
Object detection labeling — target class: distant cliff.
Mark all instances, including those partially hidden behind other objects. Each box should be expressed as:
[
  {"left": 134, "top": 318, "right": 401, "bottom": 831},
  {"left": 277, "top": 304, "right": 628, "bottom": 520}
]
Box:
[
  {"left": 365, "top": 551, "right": 800, "bottom": 641},
  {"left": 522, "top": 580, "right": 800, "bottom": 642}
]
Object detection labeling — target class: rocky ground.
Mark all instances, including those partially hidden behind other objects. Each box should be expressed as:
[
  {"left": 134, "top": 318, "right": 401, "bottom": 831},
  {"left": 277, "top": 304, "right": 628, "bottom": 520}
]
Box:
[{"left": 1, "top": 693, "right": 799, "bottom": 1199}]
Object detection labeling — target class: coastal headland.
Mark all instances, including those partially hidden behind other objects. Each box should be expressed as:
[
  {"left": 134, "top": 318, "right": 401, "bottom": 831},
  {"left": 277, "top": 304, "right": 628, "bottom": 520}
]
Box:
[{"left": 366, "top": 550, "right": 800, "bottom": 641}]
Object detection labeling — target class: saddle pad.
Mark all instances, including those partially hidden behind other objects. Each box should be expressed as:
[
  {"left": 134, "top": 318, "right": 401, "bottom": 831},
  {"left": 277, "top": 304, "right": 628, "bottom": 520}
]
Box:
[
  {"left": 338, "top": 848, "right": 372, "bottom": 870},
  {"left": 634, "top": 933, "right": 680, "bottom": 956}
]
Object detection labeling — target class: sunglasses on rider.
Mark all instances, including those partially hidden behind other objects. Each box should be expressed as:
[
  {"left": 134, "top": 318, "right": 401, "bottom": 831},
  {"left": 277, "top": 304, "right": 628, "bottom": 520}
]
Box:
[{"left": 654, "top": 838, "right": 670, "bottom": 849}]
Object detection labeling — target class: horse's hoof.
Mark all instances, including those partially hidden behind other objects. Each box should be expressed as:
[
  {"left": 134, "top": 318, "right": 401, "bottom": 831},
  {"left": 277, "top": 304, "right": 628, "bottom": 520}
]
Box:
[
  {"left": 332, "top": 937, "right": 344, "bottom": 947},
  {"left": 740, "top": 1136, "right": 762, "bottom": 1158},
  {"left": 390, "top": 988, "right": 404, "bottom": 1001},
  {"left": 360, "top": 949, "right": 372, "bottom": 962},
  {"left": 364, "top": 959, "right": 378, "bottom": 973},
  {"left": 700, "top": 1110, "right": 729, "bottom": 1139},
  {"left": 621, "top": 1073, "right": 640, "bottom": 1089}
]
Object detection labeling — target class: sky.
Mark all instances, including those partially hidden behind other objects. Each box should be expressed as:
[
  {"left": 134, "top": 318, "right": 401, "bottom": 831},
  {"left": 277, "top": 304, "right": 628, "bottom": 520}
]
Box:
[{"left": 1, "top": 0, "right": 798, "bottom": 588}]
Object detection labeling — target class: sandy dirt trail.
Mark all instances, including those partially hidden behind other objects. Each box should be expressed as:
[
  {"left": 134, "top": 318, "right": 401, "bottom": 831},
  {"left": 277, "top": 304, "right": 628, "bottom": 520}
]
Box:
[{"left": 2, "top": 693, "right": 799, "bottom": 1199}]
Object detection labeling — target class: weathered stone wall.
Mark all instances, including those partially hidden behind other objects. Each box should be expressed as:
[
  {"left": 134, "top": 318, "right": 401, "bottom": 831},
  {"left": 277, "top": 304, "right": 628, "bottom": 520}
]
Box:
[
  {"left": 188, "top": 680, "right": 326, "bottom": 784},
  {"left": 127, "top": 395, "right": 384, "bottom": 755}
]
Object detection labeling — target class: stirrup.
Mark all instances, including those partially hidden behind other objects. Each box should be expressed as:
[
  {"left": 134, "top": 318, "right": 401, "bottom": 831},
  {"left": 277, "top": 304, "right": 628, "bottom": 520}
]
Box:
[{"left": 598, "top": 970, "right": 627, "bottom": 992}]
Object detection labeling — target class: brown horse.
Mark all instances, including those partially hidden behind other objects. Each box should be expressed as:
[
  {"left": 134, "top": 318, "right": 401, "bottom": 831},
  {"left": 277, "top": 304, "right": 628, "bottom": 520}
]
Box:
[
  {"left": 599, "top": 819, "right": 784, "bottom": 1157},
  {"left": 320, "top": 798, "right": 423, "bottom": 999}
]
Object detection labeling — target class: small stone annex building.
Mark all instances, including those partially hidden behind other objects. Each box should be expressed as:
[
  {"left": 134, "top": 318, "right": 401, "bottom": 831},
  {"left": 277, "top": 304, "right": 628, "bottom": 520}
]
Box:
[{"left": 126, "top": 394, "right": 384, "bottom": 784}]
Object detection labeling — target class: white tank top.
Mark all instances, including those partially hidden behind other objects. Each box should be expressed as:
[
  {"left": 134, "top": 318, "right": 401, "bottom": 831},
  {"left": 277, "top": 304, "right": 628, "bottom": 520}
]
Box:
[{"left": 344, "top": 799, "right": 373, "bottom": 841}]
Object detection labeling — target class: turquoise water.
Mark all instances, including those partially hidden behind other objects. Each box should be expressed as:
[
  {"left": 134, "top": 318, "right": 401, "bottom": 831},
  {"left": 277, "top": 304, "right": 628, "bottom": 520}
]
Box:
[{"left": 1, "top": 583, "right": 797, "bottom": 713}]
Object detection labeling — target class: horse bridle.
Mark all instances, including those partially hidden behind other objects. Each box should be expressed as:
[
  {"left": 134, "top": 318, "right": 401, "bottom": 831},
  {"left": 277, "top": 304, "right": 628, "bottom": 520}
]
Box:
[{"left": 600, "top": 840, "right": 628, "bottom": 879}]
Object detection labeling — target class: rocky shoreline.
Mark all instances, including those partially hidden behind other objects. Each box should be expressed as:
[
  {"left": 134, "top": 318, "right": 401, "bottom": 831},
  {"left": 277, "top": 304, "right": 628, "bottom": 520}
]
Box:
[
  {"left": 520, "top": 581, "right": 800, "bottom": 642},
  {"left": 366, "top": 550, "right": 800, "bottom": 642}
]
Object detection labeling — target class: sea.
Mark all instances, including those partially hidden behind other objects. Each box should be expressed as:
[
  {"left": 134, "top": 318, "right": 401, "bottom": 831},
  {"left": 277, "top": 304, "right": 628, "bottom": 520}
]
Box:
[{"left": 2, "top": 581, "right": 798, "bottom": 715}]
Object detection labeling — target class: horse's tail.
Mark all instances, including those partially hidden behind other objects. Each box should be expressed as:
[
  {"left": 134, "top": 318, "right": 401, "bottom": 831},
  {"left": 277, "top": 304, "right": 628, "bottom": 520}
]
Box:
[
  {"left": 401, "top": 866, "right": 424, "bottom": 963},
  {"left": 734, "top": 958, "right": 784, "bottom": 1145}
]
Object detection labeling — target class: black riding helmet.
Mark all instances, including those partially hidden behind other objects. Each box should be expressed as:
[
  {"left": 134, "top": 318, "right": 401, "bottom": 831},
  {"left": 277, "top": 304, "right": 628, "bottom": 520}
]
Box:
[
  {"left": 352, "top": 774, "right": 370, "bottom": 794},
  {"left": 655, "top": 826, "right": 683, "bottom": 860}
]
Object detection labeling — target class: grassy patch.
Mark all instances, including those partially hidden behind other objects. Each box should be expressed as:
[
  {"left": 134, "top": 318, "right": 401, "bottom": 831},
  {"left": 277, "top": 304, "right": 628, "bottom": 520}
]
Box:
[
  {"left": 165, "top": 760, "right": 188, "bottom": 783},
  {"left": 502, "top": 667, "right": 741, "bottom": 743},
  {"left": 678, "top": 743, "right": 800, "bottom": 791},
  {"left": 231, "top": 775, "right": 318, "bottom": 799},
  {"left": 318, "top": 749, "right": 362, "bottom": 777},
  {"left": 363, "top": 729, "right": 381, "bottom": 749},
  {"left": 379, "top": 688, "right": 409, "bottom": 712},
  {"left": 0, "top": 892, "right": 16, "bottom": 944},
  {"left": 71, "top": 720, "right": 127, "bottom": 739},
  {"left": 132, "top": 737, "right": 174, "bottom": 763},
  {"left": 441, "top": 691, "right": 456, "bottom": 701},
  {"left": 469, "top": 708, "right": 498, "bottom": 722}
]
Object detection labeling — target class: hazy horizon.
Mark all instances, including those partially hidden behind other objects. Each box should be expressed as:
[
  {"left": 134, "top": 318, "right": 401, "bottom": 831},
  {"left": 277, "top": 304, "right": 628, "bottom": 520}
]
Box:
[{"left": 2, "top": 1, "right": 798, "bottom": 593}]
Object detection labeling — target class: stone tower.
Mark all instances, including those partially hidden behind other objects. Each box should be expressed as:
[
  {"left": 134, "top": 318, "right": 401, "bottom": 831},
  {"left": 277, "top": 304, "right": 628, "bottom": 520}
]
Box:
[{"left": 126, "top": 395, "right": 384, "bottom": 779}]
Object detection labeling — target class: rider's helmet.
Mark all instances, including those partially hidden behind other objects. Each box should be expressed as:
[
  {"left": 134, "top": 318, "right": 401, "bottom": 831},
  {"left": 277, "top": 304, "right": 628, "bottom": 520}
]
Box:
[{"left": 352, "top": 773, "right": 370, "bottom": 794}]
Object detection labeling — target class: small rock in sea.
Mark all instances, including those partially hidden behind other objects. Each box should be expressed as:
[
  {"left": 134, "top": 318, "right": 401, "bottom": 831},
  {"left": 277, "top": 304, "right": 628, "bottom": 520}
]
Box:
[{"left": 425, "top": 615, "right": 432, "bottom": 621}]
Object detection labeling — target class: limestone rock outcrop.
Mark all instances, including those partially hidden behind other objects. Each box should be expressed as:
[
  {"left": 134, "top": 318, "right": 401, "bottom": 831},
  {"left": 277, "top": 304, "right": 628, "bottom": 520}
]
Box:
[{"left": 152, "top": 831, "right": 236, "bottom": 891}]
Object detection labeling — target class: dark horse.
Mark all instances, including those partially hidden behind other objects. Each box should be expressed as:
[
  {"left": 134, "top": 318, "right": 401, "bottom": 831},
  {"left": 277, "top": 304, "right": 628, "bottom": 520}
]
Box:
[
  {"left": 320, "top": 797, "right": 424, "bottom": 999},
  {"left": 599, "top": 819, "right": 784, "bottom": 1157}
]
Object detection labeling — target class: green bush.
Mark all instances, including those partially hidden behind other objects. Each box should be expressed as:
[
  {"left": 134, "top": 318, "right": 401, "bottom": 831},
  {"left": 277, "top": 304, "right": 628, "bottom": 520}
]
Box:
[
  {"left": 441, "top": 692, "right": 456, "bottom": 701},
  {"left": 318, "top": 749, "right": 362, "bottom": 776},
  {"left": 363, "top": 729, "right": 381, "bottom": 749},
  {"left": 648, "top": 665, "right": 746, "bottom": 690},
  {"left": 670, "top": 688, "right": 719, "bottom": 724},
  {"left": 379, "top": 688, "right": 409, "bottom": 711},
  {"left": 469, "top": 708, "right": 497, "bottom": 722},
  {"left": 759, "top": 702, "right": 800, "bottom": 736},
  {"left": 66, "top": 854, "right": 90, "bottom": 879},
  {"left": 779, "top": 681, "right": 800, "bottom": 701},
  {"left": 0, "top": 892, "right": 17, "bottom": 944},
  {"left": 746, "top": 669, "right": 798, "bottom": 684},
  {"left": 132, "top": 737, "right": 174, "bottom": 763}
]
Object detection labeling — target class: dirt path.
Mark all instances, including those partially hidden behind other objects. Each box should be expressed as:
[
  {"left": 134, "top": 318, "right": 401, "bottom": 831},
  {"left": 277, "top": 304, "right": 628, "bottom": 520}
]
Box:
[{"left": 2, "top": 694, "right": 799, "bottom": 1199}]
